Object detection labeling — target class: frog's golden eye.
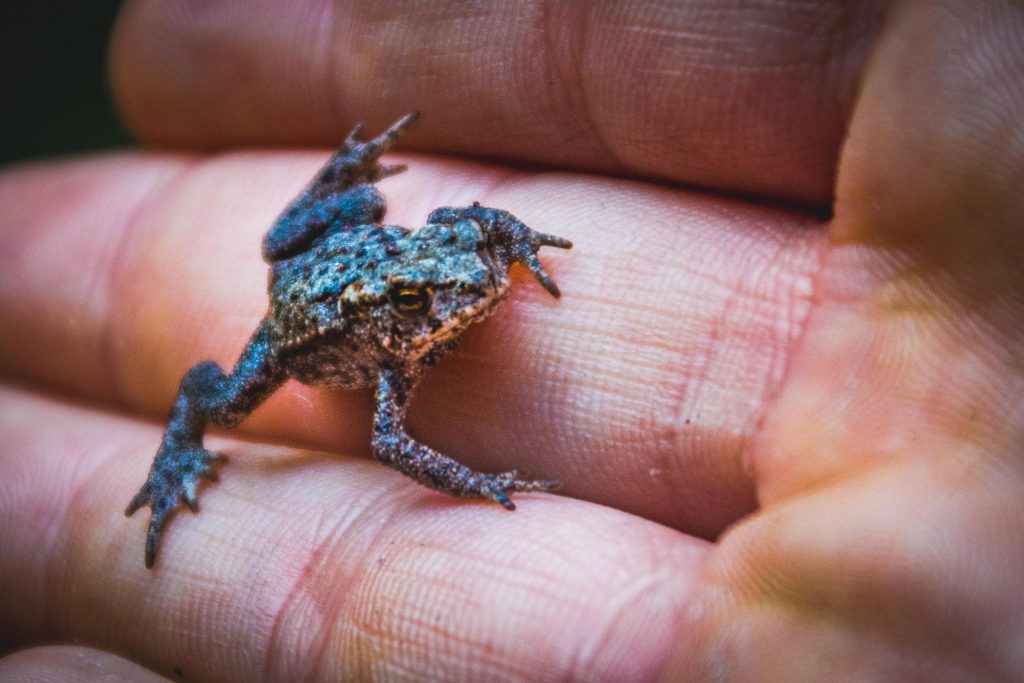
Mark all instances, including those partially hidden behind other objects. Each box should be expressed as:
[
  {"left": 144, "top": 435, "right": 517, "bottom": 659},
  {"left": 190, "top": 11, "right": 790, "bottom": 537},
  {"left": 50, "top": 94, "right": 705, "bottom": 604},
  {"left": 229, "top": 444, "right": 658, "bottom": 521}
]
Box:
[{"left": 388, "top": 283, "right": 433, "bottom": 318}]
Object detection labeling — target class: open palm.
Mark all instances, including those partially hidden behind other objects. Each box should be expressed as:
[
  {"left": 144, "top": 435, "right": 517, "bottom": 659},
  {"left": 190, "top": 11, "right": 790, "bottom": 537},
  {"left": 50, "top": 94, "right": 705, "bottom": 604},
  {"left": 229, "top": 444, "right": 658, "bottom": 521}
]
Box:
[{"left": 2, "top": 1, "right": 1023, "bottom": 680}]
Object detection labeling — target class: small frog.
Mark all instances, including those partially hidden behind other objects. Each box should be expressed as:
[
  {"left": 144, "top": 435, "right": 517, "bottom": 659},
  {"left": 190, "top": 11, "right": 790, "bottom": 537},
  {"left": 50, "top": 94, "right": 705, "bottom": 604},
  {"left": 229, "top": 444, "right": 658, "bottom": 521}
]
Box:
[{"left": 126, "top": 112, "right": 572, "bottom": 567}]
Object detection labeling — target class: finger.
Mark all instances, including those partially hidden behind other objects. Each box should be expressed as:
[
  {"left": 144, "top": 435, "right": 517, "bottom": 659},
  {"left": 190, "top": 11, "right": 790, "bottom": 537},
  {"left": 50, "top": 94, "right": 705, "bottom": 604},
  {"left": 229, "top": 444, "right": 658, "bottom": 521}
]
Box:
[
  {"left": 0, "top": 385, "right": 709, "bottom": 681},
  {"left": 0, "top": 153, "right": 195, "bottom": 404},
  {"left": 110, "top": 0, "right": 885, "bottom": 204},
  {"left": 751, "top": 0, "right": 1024, "bottom": 502},
  {"left": 668, "top": 455, "right": 1024, "bottom": 679},
  {"left": 0, "top": 646, "right": 168, "bottom": 683},
  {"left": 0, "top": 151, "right": 823, "bottom": 537}
]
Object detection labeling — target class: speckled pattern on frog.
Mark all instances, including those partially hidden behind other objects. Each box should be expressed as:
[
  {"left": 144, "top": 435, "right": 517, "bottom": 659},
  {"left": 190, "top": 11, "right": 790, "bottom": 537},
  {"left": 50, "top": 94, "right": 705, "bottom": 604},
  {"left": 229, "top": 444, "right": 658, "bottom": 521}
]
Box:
[{"left": 125, "top": 112, "right": 572, "bottom": 568}]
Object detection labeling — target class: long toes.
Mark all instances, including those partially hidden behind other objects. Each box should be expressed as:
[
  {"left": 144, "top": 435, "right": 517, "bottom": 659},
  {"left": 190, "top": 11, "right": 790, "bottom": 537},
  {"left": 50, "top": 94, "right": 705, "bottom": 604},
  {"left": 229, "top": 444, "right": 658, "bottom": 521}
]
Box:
[
  {"left": 182, "top": 483, "right": 200, "bottom": 512},
  {"left": 144, "top": 519, "right": 164, "bottom": 569},
  {"left": 124, "top": 484, "right": 151, "bottom": 516},
  {"left": 495, "top": 471, "right": 561, "bottom": 491},
  {"left": 142, "top": 495, "right": 179, "bottom": 567},
  {"left": 517, "top": 251, "right": 562, "bottom": 297},
  {"left": 379, "top": 111, "right": 420, "bottom": 142},
  {"left": 485, "top": 472, "right": 560, "bottom": 509},
  {"left": 345, "top": 122, "right": 366, "bottom": 144},
  {"left": 493, "top": 491, "right": 517, "bottom": 511},
  {"left": 359, "top": 112, "right": 419, "bottom": 163},
  {"left": 198, "top": 460, "right": 223, "bottom": 482},
  {"left": 518, "top": 479, "right": 562, "bottom": 492},
  {"left": 375, "top": 163, "right": 408, "bottom": 179},
  {"left": 537, "top": 233, "right": 573, "bottom": 250}
]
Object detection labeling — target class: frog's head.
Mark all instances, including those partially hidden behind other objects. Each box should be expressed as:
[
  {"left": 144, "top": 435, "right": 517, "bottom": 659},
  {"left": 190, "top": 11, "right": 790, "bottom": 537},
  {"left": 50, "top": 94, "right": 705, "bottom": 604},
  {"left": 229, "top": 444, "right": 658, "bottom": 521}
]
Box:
[{"left": 342, "top": 218, "right": 509, "bottom": 361}]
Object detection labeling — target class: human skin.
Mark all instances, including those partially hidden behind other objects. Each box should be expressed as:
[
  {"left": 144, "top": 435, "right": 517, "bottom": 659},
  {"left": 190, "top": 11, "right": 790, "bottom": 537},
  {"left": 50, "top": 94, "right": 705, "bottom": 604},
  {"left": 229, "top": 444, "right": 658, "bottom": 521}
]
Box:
[{"left": 1, "top": 0, "right": 1023, "bottom": 680}]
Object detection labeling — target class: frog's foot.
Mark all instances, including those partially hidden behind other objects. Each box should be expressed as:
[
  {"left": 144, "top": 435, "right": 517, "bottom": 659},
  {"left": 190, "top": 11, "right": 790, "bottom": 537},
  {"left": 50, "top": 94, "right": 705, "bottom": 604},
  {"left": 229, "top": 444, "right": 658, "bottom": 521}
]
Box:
[
  {"left": 426, "top": 203, "right": 572, "bottom": 297},
  {"left": 472, "top": 470, "right": 562, "bottom": 511},
  {"left": 335, "top": 111, "right": 419, "bottom": 184},
  {"left": 125, "top": 443, "right": 226, "bottom": 568}
]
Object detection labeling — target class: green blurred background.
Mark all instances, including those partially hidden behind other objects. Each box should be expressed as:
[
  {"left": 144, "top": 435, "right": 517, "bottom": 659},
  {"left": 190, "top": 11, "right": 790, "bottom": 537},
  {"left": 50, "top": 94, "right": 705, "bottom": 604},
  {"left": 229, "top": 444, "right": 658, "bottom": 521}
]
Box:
[{"left": 1, "top": 1, "right": 132, "bottom": 164}]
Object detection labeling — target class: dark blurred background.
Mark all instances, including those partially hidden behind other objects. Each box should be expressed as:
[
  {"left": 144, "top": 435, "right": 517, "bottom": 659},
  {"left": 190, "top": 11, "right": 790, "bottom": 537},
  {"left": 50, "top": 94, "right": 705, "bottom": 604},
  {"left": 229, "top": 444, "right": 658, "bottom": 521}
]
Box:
[{"left": 1, "top": 1, "right": 132, "bottom": 164}]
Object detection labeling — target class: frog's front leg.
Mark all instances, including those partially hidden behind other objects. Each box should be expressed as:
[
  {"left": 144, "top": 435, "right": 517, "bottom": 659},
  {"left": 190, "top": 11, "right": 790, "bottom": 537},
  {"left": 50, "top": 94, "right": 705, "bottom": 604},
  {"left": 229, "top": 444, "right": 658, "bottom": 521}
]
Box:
[
  {"left": 126, "top": 324, "right": 284, "bottom": 567},
  {"left": 372, "top": 366, "right": 559, "bottom": 509}
]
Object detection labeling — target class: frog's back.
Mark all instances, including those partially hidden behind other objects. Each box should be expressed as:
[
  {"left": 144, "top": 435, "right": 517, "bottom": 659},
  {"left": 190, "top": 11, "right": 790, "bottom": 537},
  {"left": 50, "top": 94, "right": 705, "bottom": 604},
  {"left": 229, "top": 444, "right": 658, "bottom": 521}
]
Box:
[{"left": 265, "top": 224, "right": 409, "bottom": 388}]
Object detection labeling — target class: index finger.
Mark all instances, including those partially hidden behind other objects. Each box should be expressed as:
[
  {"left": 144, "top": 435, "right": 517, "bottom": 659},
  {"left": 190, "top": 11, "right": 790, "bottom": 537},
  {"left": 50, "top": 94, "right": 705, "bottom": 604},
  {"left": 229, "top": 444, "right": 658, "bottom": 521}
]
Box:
[
  {"left": 0, "top": 386, "right": 709, "bottom": 681},
  {"left": 110, "top": 0, "right": 883, "bottom": 205}
]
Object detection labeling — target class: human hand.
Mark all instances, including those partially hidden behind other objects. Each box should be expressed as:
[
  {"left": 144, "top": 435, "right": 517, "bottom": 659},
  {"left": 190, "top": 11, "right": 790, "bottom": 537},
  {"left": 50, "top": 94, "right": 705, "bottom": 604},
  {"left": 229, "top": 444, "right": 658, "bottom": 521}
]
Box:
[{"left": 2, "top": 1, "right": 1023, "bottom": 680}]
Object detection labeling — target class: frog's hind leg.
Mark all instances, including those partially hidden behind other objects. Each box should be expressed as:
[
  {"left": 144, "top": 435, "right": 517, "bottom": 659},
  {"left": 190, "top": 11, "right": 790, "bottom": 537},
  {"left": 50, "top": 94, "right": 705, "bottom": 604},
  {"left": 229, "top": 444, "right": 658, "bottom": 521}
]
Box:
[
  {"left": 371, "top": 366, "right": 560, "bottom": 509},
  {"left": 125, "top": 323, "right": 284, "bottom": 568},
  {"left": 261, "top": 112, "right": 420, "bottom": 262}
]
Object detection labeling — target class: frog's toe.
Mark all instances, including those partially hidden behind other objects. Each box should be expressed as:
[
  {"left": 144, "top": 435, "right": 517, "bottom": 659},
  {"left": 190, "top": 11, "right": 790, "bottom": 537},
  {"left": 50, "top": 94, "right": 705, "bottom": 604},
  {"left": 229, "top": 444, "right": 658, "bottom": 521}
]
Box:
[
  {"left": 482, "top": 471, "right": 561, "bottom": 510},
  {"left": 125, "top": 445, "right": 226, "bottom": 567}
]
